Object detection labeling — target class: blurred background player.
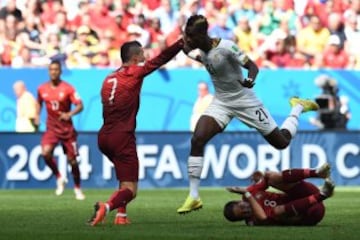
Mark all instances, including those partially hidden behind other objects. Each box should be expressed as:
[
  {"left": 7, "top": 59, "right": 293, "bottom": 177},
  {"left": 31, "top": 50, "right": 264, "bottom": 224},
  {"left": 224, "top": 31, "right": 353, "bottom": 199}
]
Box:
[
  {"left": 13, "top": 80, "right": 38, "bottom": 132},
  {"left": 88, "top": 38, "right": 184, "bottom": 226},
  {"left": 224, "top": 163, "right": 335, "bottom": 226},
  {"left": 37, "top": 60, "right": 85, "bottom": 200},
  {"left": 177, "top": 15, "right": 320, "bottom": 214},
  {"left": 190, "top": 81, "right": 213, "bottom": 132}
]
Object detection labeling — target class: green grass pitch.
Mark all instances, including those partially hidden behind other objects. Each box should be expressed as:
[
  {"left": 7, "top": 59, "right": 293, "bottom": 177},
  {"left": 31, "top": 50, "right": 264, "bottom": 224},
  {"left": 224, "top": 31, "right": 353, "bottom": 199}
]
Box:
[{"left": 0, "top": 187, "right": 359, "bottom": 240}]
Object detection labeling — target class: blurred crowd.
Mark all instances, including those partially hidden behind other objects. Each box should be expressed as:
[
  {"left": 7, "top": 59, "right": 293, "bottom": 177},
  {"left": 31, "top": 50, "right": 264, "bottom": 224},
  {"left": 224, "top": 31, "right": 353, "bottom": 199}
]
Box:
[{"left": 1, "top": 0, "right": 360, "bottom": 69}]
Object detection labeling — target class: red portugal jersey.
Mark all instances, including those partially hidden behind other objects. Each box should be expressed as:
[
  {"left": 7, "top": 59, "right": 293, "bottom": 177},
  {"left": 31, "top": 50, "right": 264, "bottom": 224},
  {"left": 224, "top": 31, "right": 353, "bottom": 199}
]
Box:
[
  {"left": 37, "top": 80, "right": 82, "bottom": 138},
  {"left": 247, "top": 190, "right": 289, "bottom": 225},
  {"left": 100, "top": 39, "right": 183, "bottom": 133}
]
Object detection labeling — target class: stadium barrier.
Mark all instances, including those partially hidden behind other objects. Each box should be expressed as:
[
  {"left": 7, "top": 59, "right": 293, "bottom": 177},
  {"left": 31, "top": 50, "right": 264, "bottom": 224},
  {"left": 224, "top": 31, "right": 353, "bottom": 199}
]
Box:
[
  {"left": 0, "top": 132, "right": 359, "bottom": 189},
  {"left": 1, "top": 68, "right": 360, "bottom": 131}
]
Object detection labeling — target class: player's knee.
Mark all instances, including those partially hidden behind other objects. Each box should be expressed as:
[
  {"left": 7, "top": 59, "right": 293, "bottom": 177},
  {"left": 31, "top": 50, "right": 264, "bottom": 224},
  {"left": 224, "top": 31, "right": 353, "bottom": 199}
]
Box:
[
  {"left": 270, "top": 141, "right": 289, "bottom": 150},
  {"left": 42, "top": 151, "right": 52, "bottom": 160},
  {"left": 68, "top": 159, "right": 78, "bottom": 166},
  {"left": 191, "top": 135, "right": 207, "bottom": 149}
]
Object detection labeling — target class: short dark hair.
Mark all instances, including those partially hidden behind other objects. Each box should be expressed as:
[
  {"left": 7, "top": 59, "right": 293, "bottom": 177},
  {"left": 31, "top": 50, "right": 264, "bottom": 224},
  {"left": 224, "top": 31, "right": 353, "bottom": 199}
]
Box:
[
  {"left": 49, "top": 60, "right": 62, "bottom": 68},
  {"left": 185, "top": 15, "right": 208, "bottom": 35},
  {"left": 120, "top": 41, "right": 142, "bottom": 63},
  {"left": 223, "top": 201, "right": 244, "bottom": 222}
]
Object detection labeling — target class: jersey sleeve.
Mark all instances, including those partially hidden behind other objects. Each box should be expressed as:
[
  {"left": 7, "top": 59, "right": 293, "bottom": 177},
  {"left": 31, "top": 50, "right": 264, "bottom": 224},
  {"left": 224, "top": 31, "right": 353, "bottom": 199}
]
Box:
[
  {"left": 137, "top": 39, "right": 183, "bottom": 76},
  {"left": 68, "top": 85, "right": 82, "bottom": 104}
]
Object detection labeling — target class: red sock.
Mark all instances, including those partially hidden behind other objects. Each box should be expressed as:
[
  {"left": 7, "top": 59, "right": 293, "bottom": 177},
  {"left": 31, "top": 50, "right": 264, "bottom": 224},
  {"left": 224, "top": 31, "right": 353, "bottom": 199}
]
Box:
[
  {"left": 107, "top": 188, "right": 134, "bottom": 211},
  {"left": 70, "top": 162, "right": 80, "bottom": 187},
  {"left": 282, "top": 169, "right": 317, "bottom": 183},
  {"left": 117, "top": 207, "right": 127, "bottom": 217},
  {"left": 44, "top": 157, "right": 60, "bottom": 178},
  {"left": 284, "top": 193, "right": 324, "bottom": 216}
]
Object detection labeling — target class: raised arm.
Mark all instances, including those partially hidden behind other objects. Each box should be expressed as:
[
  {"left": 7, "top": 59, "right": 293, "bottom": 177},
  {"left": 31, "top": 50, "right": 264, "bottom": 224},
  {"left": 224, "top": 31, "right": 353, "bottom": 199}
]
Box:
[
  {"left": 244, "top": 192, "right": 268, "bottom": 221},
  {"left": 140, "top": 39, "right": 184, "bottom": 76}
]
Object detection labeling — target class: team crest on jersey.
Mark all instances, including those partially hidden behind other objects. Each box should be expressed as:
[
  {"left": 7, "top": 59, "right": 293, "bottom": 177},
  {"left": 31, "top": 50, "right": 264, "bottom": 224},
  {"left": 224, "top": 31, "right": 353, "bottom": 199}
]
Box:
[
  {"left": 255, "top": 192, "right": 263, "bottom": 200},
  {"left": 59, "top": 92, "right": 64, "bottom": 98},
  {"left": 74, "top": 92, "right": 81, "bottom": 100},
  {"left": 232, "top": 45, "right": 239, "bottom": 52}
]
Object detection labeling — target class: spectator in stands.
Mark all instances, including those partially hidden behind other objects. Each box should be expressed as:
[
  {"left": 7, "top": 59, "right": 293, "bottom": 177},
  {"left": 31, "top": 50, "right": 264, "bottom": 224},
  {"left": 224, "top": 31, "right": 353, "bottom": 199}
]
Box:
[
  {"left": 13, "top": 80, "right": 38, "bottom": 132},
  {"left": 344, "top": 11, "right": 360, "bottom": 69},
  {"left": 261, "top": 36, "right": 305, "bottom": 69},
  {"left": 112, "top": 13, "right": 130, "bottom": 48},
  {"left": 40, "top": 0, "right": 64, "bottom": 27},
  {"left": 344, "top": 0, "right": 360, "bottom": 31},
  {"left": 297, "top": 15, "right": 330, "bottom": 64},
  {"left": 1, "top": 0, "right": 360, "bottom": 69},
  {"left": 45, "top": 11, "right": 73, "bottom": 51},
  {"left": 153, "top": 0, "right": 179, "bottom": 36},
  {"left": 44, "top": 32, "right": 67, "bottom": 64},
  {"left": 148, "top": 17, "right": 166, "bottom": 58},
  {"left": 233, "top": 16, "right": 258, "bottom": 56},
  {"left": 11, "top": 46, "right": 34, "bottom": 68},
  {"left": 94, "top": 29, "right": 120, "bottom": 67},
  {"left": 272, "top": 0, "right": 298, "bottom": 34},
  {"left": 88, "top": 0, "right": 117, "bottom": 32},
  {"left": 327, "top": 12, "right": 346, "bottom": 48},
  {"left": 17, "top": 14, "right": 44, "bottom": 60},
  {"left": 254, "top": 1, "right": 279, "bottom": 37},
  {"left": 209, "top": 13, "right": 236, "bottom": 41},
  {"left": 0, "top": 0, "right": 22, "bottom": 21},
  {"left": 126, "top": 18, "right": 150, "bottom": 48},
  {"left": 321, "top": 35, "right": 350, "bottom": 69},
  {"left": 65, "top": 25, "right": 99, "bottom": 68}
]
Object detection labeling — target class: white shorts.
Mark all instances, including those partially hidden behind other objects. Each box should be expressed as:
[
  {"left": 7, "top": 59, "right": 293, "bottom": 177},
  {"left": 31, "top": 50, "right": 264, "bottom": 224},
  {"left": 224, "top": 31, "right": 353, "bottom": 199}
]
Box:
[{"left": 203, "top": 100, "right": 278, "bottom": 135}]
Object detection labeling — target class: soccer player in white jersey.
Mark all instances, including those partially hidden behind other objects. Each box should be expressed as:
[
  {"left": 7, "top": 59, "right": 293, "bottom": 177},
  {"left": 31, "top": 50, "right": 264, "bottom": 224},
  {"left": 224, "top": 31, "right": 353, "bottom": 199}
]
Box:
[{"left": 177, "top": 15, "right": 320, "bottom": 214}]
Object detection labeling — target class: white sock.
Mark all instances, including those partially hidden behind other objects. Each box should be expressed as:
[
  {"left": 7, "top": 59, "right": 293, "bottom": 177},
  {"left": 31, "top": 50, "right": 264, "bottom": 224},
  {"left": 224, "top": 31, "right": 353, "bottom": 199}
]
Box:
[
  {"left": 105, "top": 203, "right": 110, "bottom": 214},
  {"left": 291, "top": 104, "right": 303, "bottom": 118},
  {"left": 188, "top": 156, "right": 203, "bottom": 199},
  {"left": 281, "top": 116, "right": 299, "bottom": 138}
]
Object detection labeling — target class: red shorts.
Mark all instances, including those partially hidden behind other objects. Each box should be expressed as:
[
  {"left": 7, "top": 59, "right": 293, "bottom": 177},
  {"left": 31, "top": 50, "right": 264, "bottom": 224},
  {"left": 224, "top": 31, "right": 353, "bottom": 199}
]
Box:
[
  {"left": 98, "top": 131, "right": 139, "bottom": 182},
  {"left": 286, "top": 181, "right": 320, "bottom": 199},
  {"left": 41, "top": 130, "right": 78, "bottom": 159},
  {"left": 286, "top": 181, "right": 325, "bottom": 225}
]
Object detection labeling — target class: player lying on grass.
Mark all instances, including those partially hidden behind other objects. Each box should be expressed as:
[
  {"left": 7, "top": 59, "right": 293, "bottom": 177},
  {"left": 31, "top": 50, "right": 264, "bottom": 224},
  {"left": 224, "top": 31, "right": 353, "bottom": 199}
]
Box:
[{"left": 224, "top": 163, "right": 335, "bottom": 226}]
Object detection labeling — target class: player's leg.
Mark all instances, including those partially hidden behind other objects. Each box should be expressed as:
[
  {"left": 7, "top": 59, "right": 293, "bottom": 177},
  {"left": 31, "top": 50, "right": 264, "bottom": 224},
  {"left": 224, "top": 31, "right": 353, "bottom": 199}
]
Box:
[
  {"left": 301, "top": 203, "right": 325, "bottom": 226},
  {"left": 62, "top": 133, "right": 85, "bottom": 200},
  {"left": 90, "top": 160, "right": 137, "bottom": 226},
  {"left": 266, "top": 163, "right": 331, "bottom": 189},
  {"left": 264, "top": 97, "right": 319, "bottom": 149},
  {"left": 273, "top": 179, "right": 334, "bottom": 219},
  {"left": 41, "top": 131, "right": 67, "bottom": 195},
  {"left": 89, "top": 133, "right": 138, "bottom": 226},
  {"left": 177, "top": 115, "right": 223, "bottom": 214}
]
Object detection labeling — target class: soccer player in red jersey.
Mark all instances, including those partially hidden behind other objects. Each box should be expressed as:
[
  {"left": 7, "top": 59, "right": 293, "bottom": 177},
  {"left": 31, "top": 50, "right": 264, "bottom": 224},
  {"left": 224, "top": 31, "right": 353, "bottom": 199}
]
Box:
[
  {"left": 88, "top": 38, "right": 184, "bottom": 226},
  {"left": 37, "top": 60, "right": 85, "bottom": 200},
  {"left": 224, "top": 163, "right": 335, "bottom": 226}
]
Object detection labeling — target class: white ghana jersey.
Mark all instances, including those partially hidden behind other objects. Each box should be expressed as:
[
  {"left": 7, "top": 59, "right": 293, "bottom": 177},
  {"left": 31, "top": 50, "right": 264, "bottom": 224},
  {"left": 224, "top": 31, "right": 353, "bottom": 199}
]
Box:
[{"left": 196, "top": 39, "right": 262, "bottom": 107}]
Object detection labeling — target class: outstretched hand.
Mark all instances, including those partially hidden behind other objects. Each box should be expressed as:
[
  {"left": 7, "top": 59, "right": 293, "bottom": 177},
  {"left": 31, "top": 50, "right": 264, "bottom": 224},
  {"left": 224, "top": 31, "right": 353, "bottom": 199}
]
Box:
[
  {"left": 58, "top": 112, "right": 72, "bottom": 121},
  {"left": 226, "top": 186, "right": 247, "bottom": 195}
]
